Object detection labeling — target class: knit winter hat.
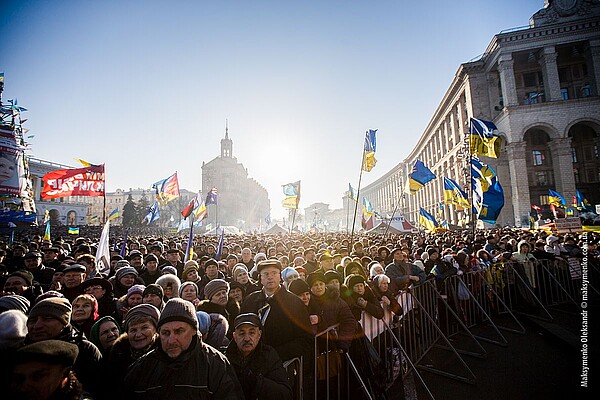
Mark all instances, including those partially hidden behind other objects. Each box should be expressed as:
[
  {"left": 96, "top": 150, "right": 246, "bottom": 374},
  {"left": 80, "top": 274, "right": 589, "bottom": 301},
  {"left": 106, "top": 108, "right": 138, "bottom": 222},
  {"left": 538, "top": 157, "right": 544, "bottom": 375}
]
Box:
[
  {"left": 124, "top": 303, "right": 160, "bottom": 330},
  {"left": 182, "top": 265, "right": 199, "bottom": 281},
  {"left": 204, "top": 279, "right": 229, "bottom": 301},
  {"left": 35, "top": 291, "right": 65, "bottom": 304},
  {"left": 28, "top": 297, "right": 72, "bottom": 327},
  {"left": 179, "top": 281, "right": 198, "bottom": 297},
  {"left": 143, "top": 283, "right": 164, "bottom": 298},
  {"left": 160, "top": 265, "right": 177, "bottom": 275},
  {"left": 281, "top": 266, "right": 299, "bottom": 281},
  {"left": 145, "top": 254, "right": 159, "bottom": 264},
  {"left": 0, "top": 310, "right": 28, "bottom": 350},
  {"left": 324, "top": 270, "right": 342, "bottom": 284},
  {"left": 158, "top": 298, "right": 198, "bottom": 330},
  {"left": 126, "top": 285, "right": 146, "bottom": 299},
  {"left": 307, "top": 272, "right": 326, "bottom": 288},
  {"left": 345, "top": 274, "right": 366, "bottom": 289},
  {"left": 195, "top": 311, "right": 211, "bottom": 335},
  {"left": 89, "top": 316, "right": 121, "bottom": 349},
  {"left": 288, "top": 279, "right": 310, "bottom": 295},
  {"left": 116, "top": 266, "right": 138, "bottom": 281},
  {"left": 0, "top": 294, "right": 30, "bottom": 314},
  {"left": 232, "top": 264, "right": 248, "bottom": 278},
  {"left": 15, "top": 339, "right": 79, "bottom": 366}
]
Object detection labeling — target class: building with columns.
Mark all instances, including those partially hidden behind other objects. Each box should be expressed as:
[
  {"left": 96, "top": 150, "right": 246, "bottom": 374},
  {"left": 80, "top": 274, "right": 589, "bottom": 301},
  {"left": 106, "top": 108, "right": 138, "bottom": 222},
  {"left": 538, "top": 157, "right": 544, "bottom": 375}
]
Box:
[
  {"left": 371, "top": 1, "right": 600, "bottom": 228},
  {"left": 201, "top": 127, "right": 270, "bottom": 231}
]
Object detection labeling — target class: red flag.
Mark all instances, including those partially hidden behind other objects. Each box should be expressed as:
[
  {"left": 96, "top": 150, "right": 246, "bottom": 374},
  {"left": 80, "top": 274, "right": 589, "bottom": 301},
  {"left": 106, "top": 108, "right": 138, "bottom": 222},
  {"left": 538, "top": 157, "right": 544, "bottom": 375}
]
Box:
[
  {"left": 41, "top": 164, "right": 105, "bottom": 199},
  {"left": 181, "top": 192, "right": 201, "bottom": 219}
]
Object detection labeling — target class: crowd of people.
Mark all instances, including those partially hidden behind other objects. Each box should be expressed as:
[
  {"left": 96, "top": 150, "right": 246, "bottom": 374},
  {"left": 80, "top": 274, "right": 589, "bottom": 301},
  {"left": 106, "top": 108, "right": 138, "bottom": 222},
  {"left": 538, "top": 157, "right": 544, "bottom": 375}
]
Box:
[{"left": 0, "top": 226, "right": 596, "bottom": 399}]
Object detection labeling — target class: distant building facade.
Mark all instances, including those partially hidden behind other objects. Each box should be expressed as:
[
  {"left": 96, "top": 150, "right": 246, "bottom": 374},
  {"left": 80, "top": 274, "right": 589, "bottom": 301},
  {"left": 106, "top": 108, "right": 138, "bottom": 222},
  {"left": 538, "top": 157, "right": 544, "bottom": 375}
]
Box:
[
  {"left": 201, "top": 127, "right": 270, "bottom": 231},
  {"left": 367, "top": 1, "right": 600, "bottom": 227}
]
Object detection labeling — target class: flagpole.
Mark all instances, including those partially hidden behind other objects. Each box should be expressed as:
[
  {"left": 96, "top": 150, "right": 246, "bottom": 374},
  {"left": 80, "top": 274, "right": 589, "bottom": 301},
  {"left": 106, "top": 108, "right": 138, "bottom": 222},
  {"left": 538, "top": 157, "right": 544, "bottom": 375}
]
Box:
[
  {"left": 346, "top": 195, "right": 350, "bottom": 234},
  {"left": 384, "top": 178, "right": 405, "bottom": 240},
  {"left": 290, "top": 207, "right": 297, "bottom": 234},
  {"left": 350, "top": 150, "right": 366, "bottom": 250}
]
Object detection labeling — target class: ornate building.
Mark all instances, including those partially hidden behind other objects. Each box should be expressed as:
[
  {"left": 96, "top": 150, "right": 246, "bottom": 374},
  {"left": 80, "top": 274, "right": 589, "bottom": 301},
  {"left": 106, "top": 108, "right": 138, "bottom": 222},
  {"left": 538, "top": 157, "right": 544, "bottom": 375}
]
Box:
[
  {"left": 201, "top": 127, "right": 270, "bottom": 231},
  {"left": 371, "top": 1, "right": 600, "bottom": 227}
]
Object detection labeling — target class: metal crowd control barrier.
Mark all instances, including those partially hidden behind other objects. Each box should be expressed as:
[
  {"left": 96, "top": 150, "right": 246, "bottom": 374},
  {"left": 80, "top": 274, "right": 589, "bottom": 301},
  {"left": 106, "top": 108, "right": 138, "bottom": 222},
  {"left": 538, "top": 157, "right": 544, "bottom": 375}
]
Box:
[
  {"left": 313, "top": 323, "right": 373, "bottom": 400},
  {"left": 395, "top": 281, "right": 478, "bottom": 384},
  {"left": 283, "top": 357, "right": 303, "bottom": 400}
]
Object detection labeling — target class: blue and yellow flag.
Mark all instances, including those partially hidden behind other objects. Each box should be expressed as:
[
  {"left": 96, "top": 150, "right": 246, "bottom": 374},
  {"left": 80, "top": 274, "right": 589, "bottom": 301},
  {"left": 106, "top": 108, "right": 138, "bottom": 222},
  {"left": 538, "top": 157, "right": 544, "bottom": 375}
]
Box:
[
  {"left": 282, "top": 181, "right": 301, "bottom": 209},
  {"left": 469, "top": 117, "right": 502, "bottom": 158},
  {"left": 152, "top": 172, "right": 180, "bottom": 205},
  {"left": 406, "top": 160, "right": 436, "bottom": 194},
  {"left": 471, "top": 158, "right": 504, "bottom": 224},
  {"left": 548, "top": 189, "right": 566, "bottom": 208},
  {"left": 419, "top": 208, "right": 439, "bottom": 232},
  {"left": 108, "top": 208, "right": 119, "bottom": 221},
  {"left": 362, "top": 197, "right": 374, "bottom": 218},
  {"left": 144, "top": 202, "right": 160, "bottom": 224},
  {"left": 348, "top": 183, "right": 358, "bottom": 203},
  {"left": 574, "top": 190, "right": 592, "bottom": 211},
  {"left": 68, "top": 227, "right": 80, "bottom": 235},
  {"left": 443, "top": 177, "right": 470, "bottom": 209},
  {"left": 362, "top": 129, "right": 377, "bottom": 172},
  {"left": 89, "top": 215, "right": 99, "bottom": 224},
  {"left": 43, "top": 221, "right": 51, "bottom": 241}
]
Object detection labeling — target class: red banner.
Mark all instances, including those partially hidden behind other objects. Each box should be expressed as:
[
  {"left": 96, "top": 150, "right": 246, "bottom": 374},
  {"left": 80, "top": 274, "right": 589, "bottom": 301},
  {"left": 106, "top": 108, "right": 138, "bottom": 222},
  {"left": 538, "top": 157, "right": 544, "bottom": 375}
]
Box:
[{"left": 41, "top": 164, "right": 105, "bottom": 199}]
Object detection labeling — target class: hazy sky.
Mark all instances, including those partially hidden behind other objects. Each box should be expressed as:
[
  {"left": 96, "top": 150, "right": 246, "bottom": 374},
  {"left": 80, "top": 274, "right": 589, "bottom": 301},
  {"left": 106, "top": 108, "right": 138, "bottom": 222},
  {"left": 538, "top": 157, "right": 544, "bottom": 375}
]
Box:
[{"left": 1, "top": 0, "right": 541, "bottom": 219}]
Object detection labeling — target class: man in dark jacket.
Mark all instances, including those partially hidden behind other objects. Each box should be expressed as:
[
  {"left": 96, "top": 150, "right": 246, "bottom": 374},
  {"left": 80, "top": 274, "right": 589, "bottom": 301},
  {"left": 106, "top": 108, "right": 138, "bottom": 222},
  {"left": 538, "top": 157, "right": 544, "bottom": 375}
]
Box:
[
  {"left": 240, "top": 260, "right": 312, "bottom": 362},
  {"left": 385, "top": 248, "right": 426, "bottom": 291},
  {"left": 24, "top": 297, "right": 103, "bottom": 396},
  {"left": 122, "top": 298, "right": 244, "bottom": 400},
  {"left": 226, "top": 313, "right": 292, "bottom": 400},
  {"left": 23, "top": 251, "right": 55, "bottom": 290}
]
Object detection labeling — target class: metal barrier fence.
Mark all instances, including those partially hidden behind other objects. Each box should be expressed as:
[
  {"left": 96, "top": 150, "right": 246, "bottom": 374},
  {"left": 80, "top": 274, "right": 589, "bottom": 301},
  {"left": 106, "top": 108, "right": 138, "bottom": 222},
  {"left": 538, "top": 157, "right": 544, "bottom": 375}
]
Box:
[{"left": 283, "top": 357, "right": 303, "bottom": 400}]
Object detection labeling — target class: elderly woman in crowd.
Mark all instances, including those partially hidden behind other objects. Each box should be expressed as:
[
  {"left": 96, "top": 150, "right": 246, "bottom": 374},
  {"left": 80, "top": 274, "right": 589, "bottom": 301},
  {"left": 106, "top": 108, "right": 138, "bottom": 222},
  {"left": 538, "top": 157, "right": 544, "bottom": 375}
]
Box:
[
  {"left": 70, "top": 294, "right": 99, "bottom": 339},
  {"left": 179, "top": 281, "right": 201, "bottom": 307},
  {"left": 89, "top": 315, "right": 121, "bottom": 357},
  {"left": 107, "top": 303, "right": 160, "bottom": 389},
  {"left": 81, "top": 277, "right": 116, "bottom": 318},
  {"left": 116, "top": 284, "right": 145, "bottom": 323}
]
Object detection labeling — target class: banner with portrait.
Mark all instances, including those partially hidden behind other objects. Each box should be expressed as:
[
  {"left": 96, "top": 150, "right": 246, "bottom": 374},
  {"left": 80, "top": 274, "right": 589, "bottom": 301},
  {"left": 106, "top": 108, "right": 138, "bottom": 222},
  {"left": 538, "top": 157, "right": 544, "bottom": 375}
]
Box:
[{"left": 0, "top": 130, "right": 27, "bottom": 197}]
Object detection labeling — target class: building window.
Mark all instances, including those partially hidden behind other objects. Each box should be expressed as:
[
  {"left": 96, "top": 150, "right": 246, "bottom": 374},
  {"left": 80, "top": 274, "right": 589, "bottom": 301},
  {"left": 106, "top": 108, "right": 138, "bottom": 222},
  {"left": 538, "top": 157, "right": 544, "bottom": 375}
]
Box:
[
  {"left": 532, "top": 150, "right": 545, "bottom": 166},
  {"left": 540, "top": 195, "right": 549, "bottom": 205},
  {"left": 587, "top": 169, "right": 598, "bottom": 183},
  {"left": 572, "top": 148, "right": 578, "bottom": 163},
  {"left": 525, "top": 91, "right": 544, "bottom": 104},
  {"left": 561, "top": 88, "right": 569, "bottom": 100},
  {"left": 536, "top": 171, "right": 549, "bottom": 186}
]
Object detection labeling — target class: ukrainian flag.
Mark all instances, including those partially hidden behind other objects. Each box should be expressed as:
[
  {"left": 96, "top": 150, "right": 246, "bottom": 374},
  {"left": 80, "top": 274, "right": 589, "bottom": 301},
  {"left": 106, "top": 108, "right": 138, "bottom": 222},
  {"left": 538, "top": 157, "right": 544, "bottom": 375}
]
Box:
[
  {"left": 419, "top": 208, "right": 439, "bottom": 232},
  {"left": 89, "top": 215, "right": 99, "bottom": 223},
  {"left": 362, "top": 129, "right": 377, "bottom": 172},
  {"left": 406, "top": 160, "right": 436, "bottom": 194},
  {"left": 471, "top": 158, "right": 504, "bottom": 224},
  {"left": 348, "top": 183, "right": 358, "bottom": 202},
  {"left": 362, "top": 197, "right": 374, "bottom": 217},
  {"left": 108, "top": 208, "right": 119, "bottom": 221},
  {"left": 68, "top": 227, "right": 80, "bottom": 235},
  {"left": 575, "top": 190, "right": 592, "bottom": 211},
  {"left": 548, "top": 189, "right": 566, "bottom": 207},
  {"left": 43, "top": 221, "right": 51, "bottom": 241},
  {"left": 443, "top": 177, "right": 470, "bottom": 209},
  {"left": 282, "top": 181, "right": 301, "bottom": 209},
  {"left": 469, "top": 117, "right": 502, "bottom": 158}
]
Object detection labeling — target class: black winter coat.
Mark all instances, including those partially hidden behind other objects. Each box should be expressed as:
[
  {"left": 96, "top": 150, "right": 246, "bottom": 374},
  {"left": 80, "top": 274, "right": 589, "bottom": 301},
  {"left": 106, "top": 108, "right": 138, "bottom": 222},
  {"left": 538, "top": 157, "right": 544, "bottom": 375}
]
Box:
[
  {"left": 225, "top": 340, "right": 292, "bottom": 400},
  {"left": 122, "top": 335, "right": 244, "bottom": 400},
  {"left": 240, "top": 286, "right": 312, "bottom": 363},
  {"left": 308, "top": 288, "right": 356, "bottom": 351}
]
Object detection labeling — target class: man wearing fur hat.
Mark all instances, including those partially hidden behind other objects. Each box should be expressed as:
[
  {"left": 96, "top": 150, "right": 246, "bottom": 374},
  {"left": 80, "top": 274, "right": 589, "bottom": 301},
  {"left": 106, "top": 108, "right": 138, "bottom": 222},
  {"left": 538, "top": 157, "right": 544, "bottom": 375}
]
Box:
[{"left": 122, "top": 298, "right": 244, "bottom": 399}]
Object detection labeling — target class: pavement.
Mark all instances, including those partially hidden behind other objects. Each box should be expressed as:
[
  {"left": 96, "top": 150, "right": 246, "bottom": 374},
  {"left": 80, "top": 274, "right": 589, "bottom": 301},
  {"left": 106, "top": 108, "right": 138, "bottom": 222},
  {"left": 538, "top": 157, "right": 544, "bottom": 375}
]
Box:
[{"left": 386, "top": 309, "right": 598, "bottom": 400}]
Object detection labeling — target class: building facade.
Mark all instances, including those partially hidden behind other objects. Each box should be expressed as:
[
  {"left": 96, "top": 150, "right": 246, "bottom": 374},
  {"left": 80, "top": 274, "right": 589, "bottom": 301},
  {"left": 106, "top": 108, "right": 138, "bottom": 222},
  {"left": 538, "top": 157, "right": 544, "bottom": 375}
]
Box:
[
  {"left": 28, "top": 157, "right": 89, "bottom": 226},
  {"left": 201, "top": 127, "right": 270, "bottom": 231},
  {"left": 372, "top": 1, "right": 600, "bottom": 228}
]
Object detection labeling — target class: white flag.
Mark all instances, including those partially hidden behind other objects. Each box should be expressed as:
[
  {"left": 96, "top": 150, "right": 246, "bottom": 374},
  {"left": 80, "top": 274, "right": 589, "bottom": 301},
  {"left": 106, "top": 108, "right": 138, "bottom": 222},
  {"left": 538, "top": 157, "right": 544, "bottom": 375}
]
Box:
[{"left": 95, "top": 220, "right": 111, "bottom": 274}]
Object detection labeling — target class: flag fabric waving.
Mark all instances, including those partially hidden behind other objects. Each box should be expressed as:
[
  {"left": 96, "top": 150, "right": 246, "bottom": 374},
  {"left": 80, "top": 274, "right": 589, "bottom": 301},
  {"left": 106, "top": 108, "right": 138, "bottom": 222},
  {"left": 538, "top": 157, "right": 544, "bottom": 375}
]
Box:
[
  {"left": 282, "top": 181, "right": 301, "bottom": 209},
  {"left": 193, "top": 198, "right": 208, "bottom": 222},
  {"left": 406, "top": 160, "right": 436, "bottom": 194},
  {"left": 471, "top": 158, "right": 505, "bottom": 224},
  {"left": 152, "top": 172, "right": 180, "bottom": 205},
  {"left": 348, "top": 183, "right": 358, "bottom": 203},
  {"left": 443, "top": 177, "right": 470, "bottom": 209},
  {"left": 182, "top": 192, "right": 202, "bottom": 219},
  {"left": 41, "top": 164, "right": 105, "bottom": 199},
  {"left": 469, "top": 117, "right": 502, "bottom": 158},
  {"left": 184, "top": 221, "right": 194, "bottom": 262},
  {"left": 574, "top": 189, "right": 592, "bottom": 211},
  {"left": 215, "top": 229, "right": 225, "bottom": 260},
  {"left": 205, "top": 187, "right": 218, "bottom": 206},
  {"left": 144, "top": 202, "right": 160, "bottom": 224},
  {"left": 108, "top": 208, "right": 119, "bottom": 221},
  {"left": 548, "top": 189, "right": 566, "bottom": 207},
  {"left": 362, "top": 129, "right": 378, "bottom": 172},
  {"left": 419, "top": 208, "right": 439, "bottom": 232},
  {"left": 362, "top": 197, "right": 374, "bottom": 218},
  {"left": 95, "top": 220, "right": 111, "bottom": 273},
  {"left": 68, "top": 227, "right": 79, "bottom": 235}
]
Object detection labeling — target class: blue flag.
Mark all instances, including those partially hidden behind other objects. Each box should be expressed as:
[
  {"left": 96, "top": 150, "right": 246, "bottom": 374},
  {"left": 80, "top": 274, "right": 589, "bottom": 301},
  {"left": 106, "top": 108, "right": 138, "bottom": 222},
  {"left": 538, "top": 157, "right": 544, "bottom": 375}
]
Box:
[
  {"left": 215, "top": 229, "right": 225, "bottom": 261},
  {"left": 419, "top": 208, "right": 439, "bottom": 232},
  {"left": 362, "top": 129, "right": 378, "bottom": 172},
  {"left": 144, "top": 202, "right": 160, "bottom": 224},
  {"left": 469, "top": 117, "right": 501, "bottom": 158},
  {"left": 205, "top": 187, "right": 218, "bottom": 205},
  {"left": 471, "top": 157, "right": 504, "bottom": 224},
  {"left": 406, "top": 160, "right": 436, "bottom": 194}
]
